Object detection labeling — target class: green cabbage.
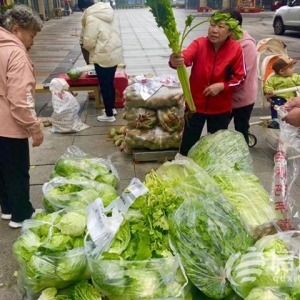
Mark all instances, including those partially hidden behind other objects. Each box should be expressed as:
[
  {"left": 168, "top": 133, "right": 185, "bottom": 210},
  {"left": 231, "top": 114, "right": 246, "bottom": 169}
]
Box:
[
  {"left": 67, "top": 280, "right": 102, "bottom": 300},
  {"left": 37, "top": 287, "right": 58, "bottom": 300},
  {"left": 13, "top": 231, "right": 41, "bottom": 264},
  {"left": 59, "top": 211, "right": 86, "bottom": 237},
  {"left": 188, "top": 130, "right": 253, "bottom": 175},
  {"left": 227, "top": 235, "right": 299, "bottom": 298},
  {"left": 245, "top": 287, "right": 293, "bottom": 300},
  {"left": 66, "top": 69, "right": 82, "bottom": 81},
  {"left": 54, "top": 157, "right": 118, "bottom": 187}
]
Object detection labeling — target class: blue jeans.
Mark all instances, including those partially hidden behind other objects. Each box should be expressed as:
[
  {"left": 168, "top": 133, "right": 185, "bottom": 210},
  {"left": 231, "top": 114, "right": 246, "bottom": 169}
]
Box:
[{"left": 270, "top": 97, "right": 286, "bottom": 120}]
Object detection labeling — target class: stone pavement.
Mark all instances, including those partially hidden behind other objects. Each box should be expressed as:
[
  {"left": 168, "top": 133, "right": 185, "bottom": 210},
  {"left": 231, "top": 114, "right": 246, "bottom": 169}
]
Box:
[{"left": 0, "top": 8, "right": 300, "bottom": 300}]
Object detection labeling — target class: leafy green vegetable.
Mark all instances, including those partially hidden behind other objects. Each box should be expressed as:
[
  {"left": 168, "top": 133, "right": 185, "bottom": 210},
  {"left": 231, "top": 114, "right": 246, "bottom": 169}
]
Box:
[
  {"left": 226, "top": 234, "right": 299, "bottom": 298},
  {"left": 67, "top": 280, "right": 102, "bottom": 300},
  {"left": 156, "top": 157, "right": 253, "bottom": 299},
  {"left": 54, "top": 158, "right": 118, "bottom": 187},
  {"left": 43, "top": 177, "right": 118, "bottom": 212},
  {"left": 37, "top": 287, "right": 58, "bottom": 300},
  {"left": 213, "top": 169, "right": 278, "bottom": 240},
  {"left": 188, "top": 130, "right": 253, "bottom": 175},
  {"left": 13, "top": 231, "right": 41, "bottom": 264},
  {"left": 245, "top": 287, "right": 293, "bottom": 300},
  {"left": 145, "top": 0, "right": 200, "bottom": 112},
  {"left": 59, "top": 211, "right": 86, "bottom": 237}
]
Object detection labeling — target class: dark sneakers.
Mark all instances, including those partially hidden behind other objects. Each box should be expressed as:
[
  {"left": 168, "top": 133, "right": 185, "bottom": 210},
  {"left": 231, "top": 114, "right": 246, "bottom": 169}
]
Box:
[{"left": 267, "top": 120, "right": 280, "bottom": 129}]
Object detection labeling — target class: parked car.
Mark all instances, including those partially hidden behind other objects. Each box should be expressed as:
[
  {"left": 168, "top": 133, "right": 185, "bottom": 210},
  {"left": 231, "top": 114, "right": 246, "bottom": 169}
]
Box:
[
  {"left": 271, "top": 0, "right": 286, "bottom": 10},
  {"left": 273, "top": 0, "right": 300, "bottom": 35}
]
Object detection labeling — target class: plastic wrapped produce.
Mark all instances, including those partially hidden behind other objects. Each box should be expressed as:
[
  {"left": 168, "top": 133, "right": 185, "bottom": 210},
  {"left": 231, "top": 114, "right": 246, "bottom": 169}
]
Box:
[
  {"left": 42, "top": 177, "right": 118, "bottom": 212},
  {"left": 51, "top": 145, "right": 119, "bottom": 188},
  {"left": 157, "top": 104, "right": 184, "bottom": 133},
  {"left": 188, "top": 130, "right": 253, "bottom": 175},
  {"left": 124, "top": 126, "right": 182, "bottom": 151},
  {"left": 245, "top": 287, "right": 293, "bottom": 300},
  {"left": 124, "top": 85, "right": 184, "bottom": 109},
  {"left": 156, "top": 157, "right": 253, "bottom": 299},
  {"left": 213, "top": 169, "right": 279, "bottom": 240},
  {"left": 123, "top": 107, "right": 158, "bottom": 129},
  {"left": 225, "top": 231, "right": 300, "bottom": 299},
  {"left": 13, "top": 210, "right": 90, "bottom": 297}
]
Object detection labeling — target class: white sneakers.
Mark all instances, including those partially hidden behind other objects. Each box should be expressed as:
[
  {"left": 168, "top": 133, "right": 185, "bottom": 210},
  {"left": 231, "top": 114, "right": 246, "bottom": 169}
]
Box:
[
  {"left": 97, "top": 114, "right": 116, "bottom": 123},
  {"left": 1, "top": 213, "right": 12, "bottom": 220},
  {"left": 102, "top": 108, "right": 117, "bottom": 115},
  {"left": 3, "top": 209, "right": 45, "bottom": 229}
]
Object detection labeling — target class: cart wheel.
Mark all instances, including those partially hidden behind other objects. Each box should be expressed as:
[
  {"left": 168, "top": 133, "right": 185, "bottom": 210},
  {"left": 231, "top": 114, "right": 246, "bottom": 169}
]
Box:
[{"left": 248, "top": 133, "right": 257, "bottom": 147}]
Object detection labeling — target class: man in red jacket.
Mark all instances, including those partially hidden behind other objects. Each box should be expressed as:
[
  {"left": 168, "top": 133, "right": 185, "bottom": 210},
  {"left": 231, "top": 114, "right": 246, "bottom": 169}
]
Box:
[{"left": 170, "top": 12, "right": 246, "bottom": 156}]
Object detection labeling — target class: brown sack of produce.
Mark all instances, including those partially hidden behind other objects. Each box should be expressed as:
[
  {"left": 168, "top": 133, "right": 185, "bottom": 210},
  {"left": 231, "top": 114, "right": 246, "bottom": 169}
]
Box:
[
  {"left": 123, "top": 107, "right": 158, "bottom": 129},
  {"left": 124, "top": 126, "right": 182, "bottom": 151},
  {"left": 157, "top": 104, "right": 185, "bottom": 133},
  {"left": 124, "top": 86, "right": 184, "bottom": 109}
]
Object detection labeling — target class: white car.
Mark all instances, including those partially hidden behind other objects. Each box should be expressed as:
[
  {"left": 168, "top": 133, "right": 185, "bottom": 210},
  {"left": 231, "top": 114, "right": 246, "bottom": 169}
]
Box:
[{"left": 273, "top": 0, "right": 300, "bottom": 35}]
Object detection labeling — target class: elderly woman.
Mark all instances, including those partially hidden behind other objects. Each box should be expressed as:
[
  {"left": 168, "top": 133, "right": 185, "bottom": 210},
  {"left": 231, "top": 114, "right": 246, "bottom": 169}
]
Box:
[
  {"left": 0, "top": 5, "right": 44, "bottom": 228},
  {"left": 169, "top": 12, "right": 246, "bottom": 156}
]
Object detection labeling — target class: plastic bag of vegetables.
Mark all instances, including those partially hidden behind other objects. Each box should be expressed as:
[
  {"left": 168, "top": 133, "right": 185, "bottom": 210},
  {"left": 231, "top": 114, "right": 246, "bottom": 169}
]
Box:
[
  {"left": 213, "top": 169, "right": 279, "bottom": 240},
  {"left": 124, "top": 126, "right": 182, "bottom": 151},
  {"left": 225, "top": 231, "right": 300, "bottom": 299},
  {"left": 124, "top": 85, "right": 184, "bottom": 109},
  {"left": 42, "top": 176, "right": 118, "bottom": 212},
  {"left": 157, "top": 104, "right": 184, "bottom": 133},
  {"left": 123, "top": 107, "right": 158, "bottom": 129},
  {"left": 13, "top": 210, "right": 90, "bottom": 297},
  {"left": 188, "top": 130, "right": 253, "bottom": 175},
  {"left": 66, "top": 68, "right": 82, "bottom": 81},
  {"left": 156, "top": 156, "right": 253, "bottom": 299},
  {"left": 245, "top": 287, "right": 293, "bottom": 300},
  {"left": 51, "top": 146, "right": 119, "bottom": 188}
]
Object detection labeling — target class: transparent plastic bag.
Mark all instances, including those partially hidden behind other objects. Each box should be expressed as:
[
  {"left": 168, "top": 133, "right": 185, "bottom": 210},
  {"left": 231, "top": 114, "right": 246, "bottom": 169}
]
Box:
[
  {"left": 124, "top": 85, "right": 184, "bottom": 109},
  {"left": 50, "top": 78, "right": 89, "bottom": 133},
  {"left": 124, "top": 126, "right": 182, "bottom": 151},
  {"left": 269, "top": 107, "right": 300, "bottom": 231},
  {"left": 42, "top": 177, "right": 118, "bottom": 212},
  {"left": 123, "top": 107, "right": 158, "bottom": 129},
  {"left": 87, "top": 252, "right": 188, "bottom": 300},
  {"left": 157, "top": 104, "right": 184, "bottom": 133},
  {"left": 13, "top": 209, "right": 90, "bottom": 297},
  {"left": 213, "top": 169, "right": 278, "bottom": 240},
  {"left": 51, "top": 145, "right": 119, "bottom": 187},
  {"left": 156, "top": 157, "right": 253, "bottom": 299},
  {"left": 225, "top": 231, "right": 300, "bottom": 299},
  {"left": 188, "top": 130, "right": 253, "bottom": 175},
  {"left": 245, "top": 287, "right": 293, "bottom": 300}
]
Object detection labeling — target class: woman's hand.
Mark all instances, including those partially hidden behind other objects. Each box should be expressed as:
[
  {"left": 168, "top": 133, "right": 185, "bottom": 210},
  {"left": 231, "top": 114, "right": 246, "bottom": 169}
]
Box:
[
  {"left": 31, "top": 130, "right": 44, "bottom": 147},
  {"left": 169, "top": 53, "right": 184, "bottom": 68},
  {"left": 203, "top": 83, "right": 224, "bottom": 97},
  {"left": 284, "top": 96, "right": 300, "bottom": 111},
  {"left": 282, "top": 107, "right": 300, "bottom": 127}
]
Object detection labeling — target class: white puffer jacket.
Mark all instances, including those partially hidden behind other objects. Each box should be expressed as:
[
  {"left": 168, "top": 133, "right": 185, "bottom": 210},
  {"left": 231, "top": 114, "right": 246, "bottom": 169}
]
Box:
[{"left": 80, "top": 2, "right": 123, "bottom": 67}]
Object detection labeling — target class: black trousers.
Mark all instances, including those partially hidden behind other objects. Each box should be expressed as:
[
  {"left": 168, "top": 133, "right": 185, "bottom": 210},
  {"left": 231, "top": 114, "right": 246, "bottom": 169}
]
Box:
[
  {"left": 180, "top": 111, "right": 231, "bottom": 156},
  {"left": 0, "top": 137, "right": 34, "bottom": 222},
  {"left": 231, "top": 103, "right": 254, "bottom": 145},
  {"left": 94, "top": 64, "right": 117, "bottom": 117}
]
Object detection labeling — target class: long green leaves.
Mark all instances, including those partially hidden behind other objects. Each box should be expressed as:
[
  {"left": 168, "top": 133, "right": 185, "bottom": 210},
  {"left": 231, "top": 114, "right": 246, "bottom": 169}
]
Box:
[{"left": 146, "top": 0, "right": 207, "bottom": 112}]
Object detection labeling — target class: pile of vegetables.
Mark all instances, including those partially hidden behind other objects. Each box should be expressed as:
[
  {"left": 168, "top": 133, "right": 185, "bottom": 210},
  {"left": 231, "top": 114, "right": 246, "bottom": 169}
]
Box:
[
  {"left": 37, "top": 280, "right": 102, "bottom": 300},
  {"left": 156, "top": 157, "right": 253, "bottom": 299},
  {"left": 188, "top": 130, "right": 279, "bottom": 240},
  {"left": 42, "top": 177, "right": 118, "bottom": 212},
  {"left": 87, "top": 169, "right": 192, "bottom": 299},
  {"left": 14, "top": 210, "right": 90, "bottom": 296},
  {"left": 226, "top": 232, "right": 300, "bottom": 299}
]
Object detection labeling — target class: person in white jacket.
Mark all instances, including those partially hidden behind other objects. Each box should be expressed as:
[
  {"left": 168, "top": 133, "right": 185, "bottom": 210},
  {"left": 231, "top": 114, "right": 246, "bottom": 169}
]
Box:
[{"left": 79, "top": 0, "right": 123, "bottom": 122}]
